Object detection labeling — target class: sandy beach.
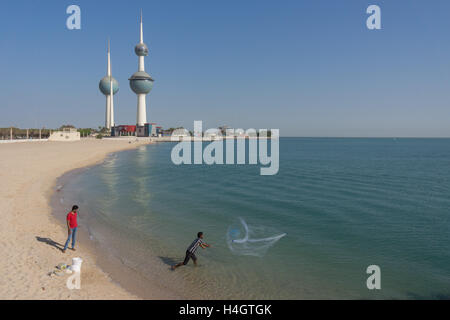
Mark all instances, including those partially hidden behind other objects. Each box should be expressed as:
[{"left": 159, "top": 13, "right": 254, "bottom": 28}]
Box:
[{"left": 0, "top": 138, "right": 154, "bottom": 299}]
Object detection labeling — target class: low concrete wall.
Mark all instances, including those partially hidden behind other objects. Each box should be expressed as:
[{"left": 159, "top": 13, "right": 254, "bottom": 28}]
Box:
[{"left": 0, "top": 139, "right": 49, "bottom": 144}]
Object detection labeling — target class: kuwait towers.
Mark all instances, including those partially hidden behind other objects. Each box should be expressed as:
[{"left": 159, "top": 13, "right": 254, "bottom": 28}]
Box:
[
  {"left": 129, "top": 10, "right": 154, "bottom": 127},
  {"left": 99, "top": 40, "right": 119, "bottom": 130}
]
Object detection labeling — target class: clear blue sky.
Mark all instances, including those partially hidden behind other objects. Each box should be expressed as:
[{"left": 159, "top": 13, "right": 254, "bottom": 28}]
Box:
[{"left": 0, "top": 0, "right": 449, "bottom": 137}]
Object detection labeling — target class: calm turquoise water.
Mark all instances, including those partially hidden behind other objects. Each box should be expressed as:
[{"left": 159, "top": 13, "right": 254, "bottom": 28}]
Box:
[{"left": 61, "top": 138, "right": 450, "bottom": 299}]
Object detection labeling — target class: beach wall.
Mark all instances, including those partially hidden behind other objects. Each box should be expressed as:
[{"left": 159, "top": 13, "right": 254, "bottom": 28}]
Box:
[{"left": 0, "top": 139, "right": 49, "bottom": 144}]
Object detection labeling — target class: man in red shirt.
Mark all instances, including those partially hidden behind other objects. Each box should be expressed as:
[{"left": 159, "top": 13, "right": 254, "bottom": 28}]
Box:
[{"left": 63, "top": 205, "right": 79, "bottom": 253}]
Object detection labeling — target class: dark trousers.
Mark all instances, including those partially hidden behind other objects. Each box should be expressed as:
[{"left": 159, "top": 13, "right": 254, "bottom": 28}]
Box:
[{"left": 183, "top": 250, "right": 197, "bottom": 265}]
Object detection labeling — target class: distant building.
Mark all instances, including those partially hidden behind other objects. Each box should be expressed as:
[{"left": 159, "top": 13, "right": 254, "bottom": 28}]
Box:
[
  {"left": 204, "top": 128, "right": 221, "bottom": 140},
  {"left": 111, "top": 123, "right": 165, "bottom": 137},
  {"left": 112, "top": 125, "right": 136, "bottom": 136},
  {"left": 160, "top": 129, "right": 173, "bottom": 136},
  {"left": 155, "top": 126, "right": 162, "bottom": 136},
  {"left": 136, "top": 123, "right": 155, "bottom": 137},
  {"left": 172, "top": 128, "right": 190, "bottom": 138},
  {"left": 48, "top": 128, "right": 80, "bottom": 141}
]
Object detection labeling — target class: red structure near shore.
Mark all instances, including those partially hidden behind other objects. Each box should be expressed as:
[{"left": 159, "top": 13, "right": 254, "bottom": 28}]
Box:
[{"left": 113, "top": 125, "right": 136, "bottom": 136}]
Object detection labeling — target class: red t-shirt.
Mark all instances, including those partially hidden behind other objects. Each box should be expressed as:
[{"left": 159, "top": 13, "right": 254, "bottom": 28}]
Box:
[{"left": 67, "top": 211, "right": 78, "bottom": 229}]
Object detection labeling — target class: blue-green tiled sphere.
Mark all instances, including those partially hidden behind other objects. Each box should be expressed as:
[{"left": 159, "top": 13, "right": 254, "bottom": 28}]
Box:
[
  {"left": 135, "top": 43, "right": 149, "bottom": 56},
  {"left": 99, "top": 76, "right": 119, "bottom": 95},
  {"left": 129, "top": 71, "right": 154, "bottom": 94}
]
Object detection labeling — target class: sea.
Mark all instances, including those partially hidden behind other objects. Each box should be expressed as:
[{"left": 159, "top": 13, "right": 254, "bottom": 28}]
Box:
[{"left": 54, "top": 138, "right": 450, "bottom": 299}]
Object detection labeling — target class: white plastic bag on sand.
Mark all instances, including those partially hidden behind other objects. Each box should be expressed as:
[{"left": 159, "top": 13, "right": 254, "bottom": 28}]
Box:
[{"left": 69, "top": 257, "right": 83, "bottom": 273}]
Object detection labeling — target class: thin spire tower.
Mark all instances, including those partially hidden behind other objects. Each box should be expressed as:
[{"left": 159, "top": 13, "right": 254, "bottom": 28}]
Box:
[
  {"left": 99, "top": 38, "right": 119, "bottom": 130},
  {"left": 140, "top": 10, "right": 144, "bottom": 43}
]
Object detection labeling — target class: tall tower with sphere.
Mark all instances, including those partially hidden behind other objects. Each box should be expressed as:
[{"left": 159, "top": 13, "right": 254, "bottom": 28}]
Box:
[
  {"left": 129, "top": 10, "right": 154, "bottom": 130},
  {"left": 99, "top": 39, "right": 119, "bottom": 130}
]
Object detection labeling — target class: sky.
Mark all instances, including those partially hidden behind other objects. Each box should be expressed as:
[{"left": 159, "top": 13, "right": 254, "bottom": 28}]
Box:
[{"left": 0, "top": 0, "right": 449, "bottom": 137}]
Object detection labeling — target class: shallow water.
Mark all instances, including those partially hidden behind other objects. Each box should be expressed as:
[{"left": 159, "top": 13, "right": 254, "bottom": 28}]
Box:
[{"left": 57, "top": 138, "right": 450, "bottom": 299}]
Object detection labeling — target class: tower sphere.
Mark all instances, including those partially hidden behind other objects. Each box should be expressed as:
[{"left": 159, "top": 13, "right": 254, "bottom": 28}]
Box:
[
  {"left": 99, "top": 76, "right": 119, "bottom": 95},
  {"left": 129, "top": 71, "right": 154, "bottom": 94},
  {"left": 135, "top": 43, "right": 149, "bottom": 56}
]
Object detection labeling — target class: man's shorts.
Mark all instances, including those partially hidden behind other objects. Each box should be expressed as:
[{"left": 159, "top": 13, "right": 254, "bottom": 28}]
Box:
[{"left": 183, "top": 250, "right": 197, "bottom": 265}]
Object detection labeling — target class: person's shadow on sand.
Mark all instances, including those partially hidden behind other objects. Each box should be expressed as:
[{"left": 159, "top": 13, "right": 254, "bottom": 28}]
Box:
[{"left": 36, "top": 236, "right": 64, "bottom": 251}]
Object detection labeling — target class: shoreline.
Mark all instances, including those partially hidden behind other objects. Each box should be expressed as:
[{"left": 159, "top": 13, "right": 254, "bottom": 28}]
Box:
[
  {"left": 51, "top": 151, "right": 187, "bottom": 300},
  {"left": 0, "top": 138, "right": 166, "bottom": 299}
]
